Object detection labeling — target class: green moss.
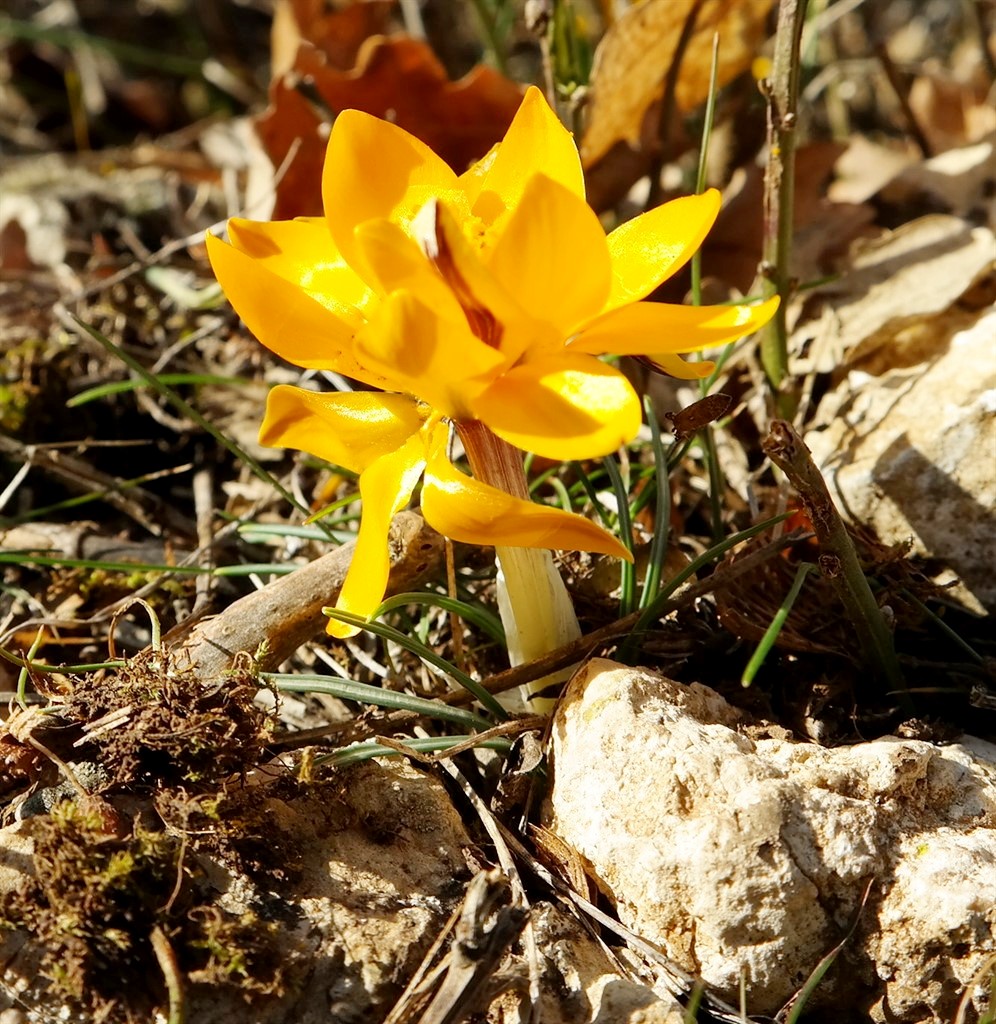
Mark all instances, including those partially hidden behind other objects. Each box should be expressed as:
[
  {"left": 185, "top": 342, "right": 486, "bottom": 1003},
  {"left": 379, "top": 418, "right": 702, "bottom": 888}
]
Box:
[
  {"left": 0, "top": 380, "right": 32, "bottom": 433},
  {"left": 187, "top": 908, "right": 284, "bottom": 991},
  {"left": 0, "top": 800, "right": 180, "bottom": 1012}
]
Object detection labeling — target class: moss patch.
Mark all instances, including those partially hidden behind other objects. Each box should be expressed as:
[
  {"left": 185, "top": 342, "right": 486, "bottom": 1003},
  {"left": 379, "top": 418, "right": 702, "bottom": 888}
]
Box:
[
  {"left": 0, "top": 652, "right": 302, "bottom": 1021},
  {"left": 62, "top": 651, "right": 273, "bottom": 790}
]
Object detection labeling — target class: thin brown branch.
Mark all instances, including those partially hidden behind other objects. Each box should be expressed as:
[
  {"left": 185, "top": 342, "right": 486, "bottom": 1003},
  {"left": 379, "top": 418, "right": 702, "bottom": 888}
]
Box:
[{"left": 761, "top": 420, "right": 911, "bottom": 710}]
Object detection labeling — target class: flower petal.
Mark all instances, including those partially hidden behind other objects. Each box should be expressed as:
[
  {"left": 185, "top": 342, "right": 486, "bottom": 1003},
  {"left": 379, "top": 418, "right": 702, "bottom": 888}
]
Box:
[
  {"left": 421, "top": 439, "right": 630, "bottom": 560},
  {"left": 259, "top": 385, "right": 424, "bottom": 474},
  {"left": 226, "top": 217, "right": 372, "bottom": 315},
  {"left": 471, "top": 353, "right": 641, "bottom": 460},
  {"left": 603, "top": 190, "right": 721, "bottom": 311},
  {"left": 571, "top": 297, "right": 780, "bottom": 356},
  {"left": 470, "top": 86, "right": 585, "bottom": 231},
  {"left": 323, "top": 109, "right": 465, "bottom": 273},
  {"left": 485, "top": 174, "right": 612, "bottom": 335},
  {"left": 644, "top": 353, "right": 714, "bottom": 380},
  {"left": 351, "top": 216, "right": 464, "bottom": 323},
  {"left": 328, "top": 432, "right": 427, "bottom": 638},
  {"left": 456, "top": 141, "right": 498, "bottom": 206},
  {"left": 356, "top": 290, "right": 506, "bottom": 418},
  {"left": 206, "top": 233, "right": 381, "bottom": 385}
]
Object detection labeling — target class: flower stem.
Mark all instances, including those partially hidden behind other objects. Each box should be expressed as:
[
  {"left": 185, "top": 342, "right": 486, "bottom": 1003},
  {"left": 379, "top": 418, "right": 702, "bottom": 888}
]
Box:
[
  {"left": 457, "top": 420, "right": 582, "bottom": 711},
  {"left": 760, "top": 0, "right": 809, "bottom": 416},
  {"left": 458, "top": 419, "right": 531, "bottom": 502}
]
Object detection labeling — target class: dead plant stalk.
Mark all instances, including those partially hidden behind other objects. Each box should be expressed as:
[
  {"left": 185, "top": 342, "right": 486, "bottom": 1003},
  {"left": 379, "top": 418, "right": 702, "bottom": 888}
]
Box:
[{"left": 760, "top": 0, "right": 809, "bottom": 412}]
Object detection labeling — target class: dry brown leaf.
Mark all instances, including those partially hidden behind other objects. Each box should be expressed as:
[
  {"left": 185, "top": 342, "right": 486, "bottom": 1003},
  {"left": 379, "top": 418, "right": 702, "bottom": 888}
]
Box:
[
  {"left": 828, "top": 136, "right": 919, "bottom": 206},
  {"left": 880, "top": 136, "right": 996, "bottom": 224},
  {"left": 582, "top": 0, "right": 775, "bottom": 168},
  {"left": 799, "top": 214, "right": 996, "bottom": 374},
  {"left": 296, "top": 35, "right": 524, "bottom": 170},
  {"left": 255, "top": 34, "right": 524, "bottom": 219},
  {"left": 0, "top": 194, "right": 69, "bottom": 271},
  {"left": 0, "top": 219, "right": 33, "bottom": 272},
  {"left": 270, "top": 0, "right": 395, "bottom": 78},
  {"left": 907, "top": 62, "right": 996, "bottom": 154},
  {"left": 701, "top": 141, "right": 850, "bottom": 292},
  {"left": 647, "top": 141, "right": 871, "bottom": 295},
  {"left": 253, "top": 78, "right": 331, "bottom": 220}
]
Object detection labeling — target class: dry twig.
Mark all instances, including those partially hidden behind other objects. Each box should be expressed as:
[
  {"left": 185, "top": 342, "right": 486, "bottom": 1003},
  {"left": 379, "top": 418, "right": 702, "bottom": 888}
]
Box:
[{"left": 176, "top": 511, "right": 443, "bottom": 678}]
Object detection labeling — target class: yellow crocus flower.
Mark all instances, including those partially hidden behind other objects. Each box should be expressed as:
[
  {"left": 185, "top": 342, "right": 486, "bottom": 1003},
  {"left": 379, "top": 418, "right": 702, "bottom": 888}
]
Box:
[{"left": 207, "top": 86, "right": 776, "bottom": 643}]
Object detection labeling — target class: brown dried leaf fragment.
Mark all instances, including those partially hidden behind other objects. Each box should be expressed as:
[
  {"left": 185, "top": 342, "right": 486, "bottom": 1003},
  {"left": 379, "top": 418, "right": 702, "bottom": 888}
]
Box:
[
  {"left": 255, "top": 35, "right": 524, "bottom": 219},
  {"left": 271, "top": 0, "right": 395, "bottom": 78},
  {"left": 582, "top": 0, "right": 775, "bottom": 168}
]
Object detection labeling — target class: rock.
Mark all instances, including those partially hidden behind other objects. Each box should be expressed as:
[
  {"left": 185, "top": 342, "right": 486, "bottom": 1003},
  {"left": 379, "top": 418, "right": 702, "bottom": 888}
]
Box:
[
  {"left": 806, "top": 305, "right": 996, "bottom": 614},
  {"left": 869, "top": 828, "right": 995, "bottom": 1022},
  {"left": 487, "top": 902, "right": 686, "bottom": 1024},
  {"left": 544, "top": 659, "right": 996, "bottom": 1021},
  {"left": 0, "top": 760, "right": 472, "bottom": 1023}
]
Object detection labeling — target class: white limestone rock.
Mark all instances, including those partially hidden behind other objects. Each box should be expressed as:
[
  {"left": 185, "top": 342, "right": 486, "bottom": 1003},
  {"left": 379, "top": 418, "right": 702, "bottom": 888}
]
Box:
[
  {"left": 487, "top": 902, "right": 686, "bottom": 1024},
  {"left": 805, "top": 304, "right": 996, "bottom": 615},
  {"left": 544, "top": 659, "right": 996, "bottom": 1020}
]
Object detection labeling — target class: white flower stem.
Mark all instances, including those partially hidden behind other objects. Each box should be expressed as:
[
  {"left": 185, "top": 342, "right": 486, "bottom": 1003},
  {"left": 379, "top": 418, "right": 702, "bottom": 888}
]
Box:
[{"left": 457, "top": 420, "right": 581, "bottom": 712}]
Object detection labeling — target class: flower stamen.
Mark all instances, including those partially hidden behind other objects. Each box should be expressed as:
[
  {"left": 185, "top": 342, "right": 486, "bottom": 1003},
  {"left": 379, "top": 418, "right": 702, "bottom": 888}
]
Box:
[{"left": 413, "top": 199, "right": 503, "bottom": 349}]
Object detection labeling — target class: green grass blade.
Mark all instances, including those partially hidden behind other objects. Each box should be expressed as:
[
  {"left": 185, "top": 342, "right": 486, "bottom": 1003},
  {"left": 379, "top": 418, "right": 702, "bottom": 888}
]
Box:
[
  {"left": 0, "top": 552, "right": 210, "bottom": 574},
  {"left": 569, "top": 461, "right": 614, "bottom": 530},
  {"left": 603, "top": 455, "right": 636, "bottom": 616},
  {"left": 211, "top": 563, "right": 299, "bottom": 577},
  {"left": 689, "top": 33, "right": 729, "bottom": 546},
  {"left": 631, "top": 512, "right": 793, "bottom": 641},
  {"left": 319, "top": 734, "right": 511, "bottom": 768},
  {"left": 702, "top": 340, "right": 739, "bottom": 394},
  {"left": 544, "top": 475, "right": 573, "bottom": 512},
  {"left": 682, "top": 981, "right": 704, "bottom": 1024},
  {"left": 238, "top": 523, "right": 355, "bottom": 544},
  {"left": 67, "top": 373, "right": 248, "bottom": 408},
  {"left": 0, "top": 647, "right": 127, "bottom": 674},
  {"left": 625, "top": 464, "right": 659, "bottom": 520},
  {"left": 639, "top": 397, "right": 671, "bottom": 612},
  {"left": 783, "top": 879, "right": 872, "bottom": 1024},
  {"left": 0, "top": 551, "right": 303, "bottom": 579},
  {"left": 15, "top": 628, "right": 44, "bottom": 707},
  {"left": 373, "top": 592, "right": 506, "bottom": 645},
  {"left": 741, "top": 562, "right": 815, "bottom": 687},
  {"left": 527, "top": 463, "right": 559, "bottom": 494},
  {"left": 902, "top": 590, "right": 983, "bottom": 664},
  {"left": 322, "top": 608, "right": 508, "bottom": 720},
  {"left": 690, "top": 30, "right": 721, "bottom": 304},
  {"left": 266, "top": 674, "right": 493, "bottom": 731},
  {"left": 666, "top": 436, "right": 695, "bottom": 473},
  {"left": 304, "top": 490, "right": 361, "bottom": 525},
  {"left": 700, "top": 424, "right": 725, "bottom": 543}
]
